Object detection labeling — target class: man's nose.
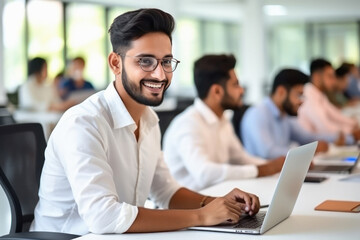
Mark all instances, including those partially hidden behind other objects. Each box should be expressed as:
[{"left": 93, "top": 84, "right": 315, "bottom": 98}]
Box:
[{"left": 151, "top": 63, "right": 166, "bottom": 80}]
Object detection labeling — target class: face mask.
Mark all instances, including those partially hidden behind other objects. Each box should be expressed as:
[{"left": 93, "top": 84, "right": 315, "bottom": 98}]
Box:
[{"left": 73, "top": 70, "right": 83, "bottom": 81}]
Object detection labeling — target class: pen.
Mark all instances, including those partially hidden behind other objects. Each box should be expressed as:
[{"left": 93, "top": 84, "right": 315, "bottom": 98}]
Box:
[{"left": 260, "top": 204, "right": 269, "bottom": 208}]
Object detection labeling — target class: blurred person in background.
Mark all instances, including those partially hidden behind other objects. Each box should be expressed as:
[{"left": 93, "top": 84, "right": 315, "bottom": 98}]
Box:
[
  {"left": 328, "top": 63, "right": 358, "bottom": 108},
  {"left": 298, "top": 58, "right": 360, "bottom": 143},
  {"left": 345, "top": 62, "right": 360, "bottom": 99},
  {"left": 163, "top": 54, "right": 285, "bottom": 191},
  {"left": 241, "top": 68, "right": 335, "bottom": 159},
  {"left": 59, "top": 57, "right": 95, "bottom": 100},
  {"left": 19, "top": 57, "right": 75, "bottom": 112}
]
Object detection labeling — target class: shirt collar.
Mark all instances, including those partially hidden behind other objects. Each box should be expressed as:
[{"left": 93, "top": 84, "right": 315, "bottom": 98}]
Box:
[
  {"left": 264, "top": 97, "right": 281, "bottom": 119},
  {"left": 104, "top": 82, "right": 159, "bottom": 130},
  {"left": 194, "top": 98, "right": 222, "bottom": 125},
  {"left": 305, "top": 83, "right": 324, "bottom": 99}
]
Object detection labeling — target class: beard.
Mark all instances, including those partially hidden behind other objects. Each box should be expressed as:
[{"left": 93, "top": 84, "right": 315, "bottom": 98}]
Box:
[
  {"left": 121, "top": 66, "right": 169, "bottom": 107},
  {"left": 220, "top": 91, "right": 242, "bottom": 111},
  {"left": 282, "top": 97, "right": 297, "bottom": 116}
]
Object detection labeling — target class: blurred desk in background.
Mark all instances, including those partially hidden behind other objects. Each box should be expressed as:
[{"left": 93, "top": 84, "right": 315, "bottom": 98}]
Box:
[{"left": 13, "top": 110, "right": 63, "bottom": 140}]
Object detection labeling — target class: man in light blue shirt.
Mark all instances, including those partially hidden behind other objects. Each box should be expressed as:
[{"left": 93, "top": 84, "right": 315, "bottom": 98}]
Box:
[{"left": 241, "top": 69, "right": 345, "bottom": 159}]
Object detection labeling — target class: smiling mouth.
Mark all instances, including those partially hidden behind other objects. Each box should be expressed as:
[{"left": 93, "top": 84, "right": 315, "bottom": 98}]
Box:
[
  {"left": 142, "top": 81, "right": 165, "bottom": 89},
  {"left": 141, "top": 80, "right": 168, "bottom": 94}
]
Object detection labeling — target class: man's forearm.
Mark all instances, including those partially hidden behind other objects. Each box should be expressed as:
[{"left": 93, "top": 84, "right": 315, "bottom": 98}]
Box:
[
  {"left": 126, "top": 207, "right": 201, "bottom": 233},
  {"left": 168, "top": 187, "right": 214, "bottom": 209}
]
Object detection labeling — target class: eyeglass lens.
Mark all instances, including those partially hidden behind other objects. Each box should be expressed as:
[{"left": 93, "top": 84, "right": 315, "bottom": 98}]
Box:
[{"left": 139, "top": 57, "right": 178, "bottom": 72}]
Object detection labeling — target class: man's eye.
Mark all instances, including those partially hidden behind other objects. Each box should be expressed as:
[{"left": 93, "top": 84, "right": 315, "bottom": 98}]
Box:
[
  {"left": 140, "top": 58, "right": 154, "bottom": 66},
  {"left": 162, "top": 59, "right": 172, "bottom": 65}
]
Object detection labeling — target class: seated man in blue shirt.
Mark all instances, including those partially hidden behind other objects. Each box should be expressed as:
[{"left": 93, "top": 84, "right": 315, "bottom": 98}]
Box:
[
  {"left": 241, "top": 69, "right": 344, "bottom": 159},
  {"left": 60, "top": 57, "right": 95, "bottom": 100}
]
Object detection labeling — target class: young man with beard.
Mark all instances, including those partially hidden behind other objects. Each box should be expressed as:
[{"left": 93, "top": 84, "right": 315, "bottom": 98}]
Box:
[
  {"left": 30, "top": 9, "right": 260, "bottom": 235},
  {"left": 241, "top": 69, "right": 333, "bottom": 159},
  {"left": 163, "top": 54, "right": 285, "bottom": 191},
  {"left": 298, "top": 59, "right": 360, "bottom": 141}
]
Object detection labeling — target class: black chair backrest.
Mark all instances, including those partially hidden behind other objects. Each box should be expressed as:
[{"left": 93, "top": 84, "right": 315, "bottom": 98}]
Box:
[
  {"left": 0, "top": 167, "right": 22, "bottom": 233},
  {"left": 0, "top": 108, "right": 16, "bottom": 126},
  {"left": 231, "top": 104, "right": 251, "bottom": 143},
  {"left": 0, "top": 123, "right": 46, "bottom": 233}
]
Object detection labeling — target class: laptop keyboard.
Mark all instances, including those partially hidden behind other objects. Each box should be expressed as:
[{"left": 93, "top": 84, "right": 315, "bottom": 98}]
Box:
[{"left": 233, "top": 212, "right": 266, "bottom": 229}]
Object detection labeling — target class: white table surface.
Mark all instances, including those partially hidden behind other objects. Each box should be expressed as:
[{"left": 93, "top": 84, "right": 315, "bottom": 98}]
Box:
[
  {"left": 75, "top": 166, "right": 360, "bottom": 240},
  {"left": 13, "top": 110, "right": 63, "bottom": 139}
]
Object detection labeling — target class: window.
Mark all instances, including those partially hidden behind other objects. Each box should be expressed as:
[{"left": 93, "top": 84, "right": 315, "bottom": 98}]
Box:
[
  {"left": 268, "top": 23, "right": 308, "bottom": 78},
  {"left": 3, "top": 0, "right": 26, "bottom": 92},
  {"left": 28, "top": 0, "right": 64, "bottom": 81},
  {"left": 174, "top": 18, "right": 241, "bottom": 97},
  {"left": 312, "top": 22, "right": 359, "bottom": 67},
  {"left": 66, "top": 3, "right": 107, "bottom": 89},
  {"left": 268, "top": 22, "right": 360, "bottom": 84}
]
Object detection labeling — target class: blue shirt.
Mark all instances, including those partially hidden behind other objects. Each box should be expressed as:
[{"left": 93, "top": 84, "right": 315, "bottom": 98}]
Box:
[
  {"left": 60, "top": 78, "right": 95, "bottom": 100},
  {"left": 241, "top": 97, "right": 338, "bottom": 159},
  {"left": 346, "top": 76, "right": 360, "bottom": 98}
]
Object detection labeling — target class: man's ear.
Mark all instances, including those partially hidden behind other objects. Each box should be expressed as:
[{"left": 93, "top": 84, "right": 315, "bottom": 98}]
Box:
[
  {"left": 210, "top": 84, "right": 224, "bottom": 101},
  {"left": 108, "top": 52, "right": 122, "bottom": 75},
  {"left": 276, "top": 85, "right": 288, "bottom": 101}
]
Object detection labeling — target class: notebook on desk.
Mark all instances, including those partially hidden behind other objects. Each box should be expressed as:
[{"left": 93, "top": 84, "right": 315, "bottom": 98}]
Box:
[
  {"left": 309, "top": 152, "right": 359, "bottom": 174},
  {"left": 189, "top": 141, "right": 318, "bottom": 235}
]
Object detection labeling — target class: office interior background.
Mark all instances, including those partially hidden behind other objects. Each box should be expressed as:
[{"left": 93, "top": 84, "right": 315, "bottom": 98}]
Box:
[{"left": 1, "top": 0, "right": 360, "bottom": 107}]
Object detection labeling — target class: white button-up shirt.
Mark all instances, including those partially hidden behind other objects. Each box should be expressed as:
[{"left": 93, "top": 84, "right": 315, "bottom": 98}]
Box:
[
  {"left": 30, "top": 82, "right": 181, "bottom": 235},
  {"left": 298, "top": 83, "right": 357, "bottom": 135},
  {"left": 163, "top": 99, "right": 265, "bottom": 191},
  {"left": 19, "top": 76, "right": 61, "bottom": 111}
]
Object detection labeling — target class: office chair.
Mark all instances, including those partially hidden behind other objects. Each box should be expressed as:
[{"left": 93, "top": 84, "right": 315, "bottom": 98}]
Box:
[
  {"left": 0, "top": 108, "right": 16, "bottom": 126},
  {"left": 231, "top": 104, "right": 251, "bottom": 143},
  {"left": 0, "top": 123, "right": 79, "bottom": 239}
]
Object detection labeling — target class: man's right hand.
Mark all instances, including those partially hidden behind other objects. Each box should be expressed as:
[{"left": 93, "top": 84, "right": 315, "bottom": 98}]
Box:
[
  {"left": 352, "top": 128, "right": 360, "bottom": 141},
  {"left": 197, "top": 188, "right": 260, "bottom": 226},
  {"left": 334, "top": 132, "right": 346, "bottom": 146},
  {"left": 257, "top": 156, "right": 285, "bottom": 177}
]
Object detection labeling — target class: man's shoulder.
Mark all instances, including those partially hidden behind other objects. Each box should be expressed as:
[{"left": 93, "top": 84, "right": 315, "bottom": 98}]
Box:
[
  {"left": 244, "top": 101, "right": 269, "bottom": 120},
  {"left": 165, "top": 106, "right": 202, "bottom": 132}
]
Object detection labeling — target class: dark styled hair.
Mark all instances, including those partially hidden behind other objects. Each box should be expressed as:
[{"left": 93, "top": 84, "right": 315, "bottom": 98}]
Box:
[
  {"left": 194, "top": 54, "right": 236, "bottom": 99},
  {"left": 335, "top": 63, "right": 351, "bottom": 78},
  {"left": 271, "top": 69, "right": 309, "bottom": 95},
  {"left": 108, "top": 8, "right": 175, "bottom": 54},
  {"left": 28, "top": 57, "right": 46, "bottom": 77},
  {"left": 72, "top": 56, "right": 85, "bottom": 65},
  {"left": 310, "top": 58, "right": 332, "bottom": 76}
]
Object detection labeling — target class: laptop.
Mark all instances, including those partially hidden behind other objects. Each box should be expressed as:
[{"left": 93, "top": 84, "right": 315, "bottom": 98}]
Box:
[
  {"left": 67, "top": 89, "right": 97, "bottom": 103},
  {"left": 309, "top": 152, "right": 359, "bottom": 174},
  {"left": 189, "top": 141, "right": 318, "bottom": 235}
]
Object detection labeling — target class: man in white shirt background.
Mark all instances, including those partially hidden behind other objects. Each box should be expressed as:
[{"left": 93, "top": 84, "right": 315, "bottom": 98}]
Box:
[
  {"left": 30, "top": 9, "right": 261, "bottom": 235},
  {"left": 298, "top": 58, "right": 360, "bottom": 141},
  {"left": 163, "top": 54, "right": 285, "bottom": 191}
]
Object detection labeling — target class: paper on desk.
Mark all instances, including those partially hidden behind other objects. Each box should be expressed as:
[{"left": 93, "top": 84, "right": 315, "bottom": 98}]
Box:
[{"left": 339, "top": 173, "right": 360, "bottom": 182}]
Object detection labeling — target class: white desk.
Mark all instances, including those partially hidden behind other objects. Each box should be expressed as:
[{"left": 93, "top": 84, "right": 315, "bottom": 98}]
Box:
[
  {"left": 75, "top": 169, "right": 360, "bottom": 240},
  {"left": 13, "top": 110, "right": 63, "bottom": 140}
]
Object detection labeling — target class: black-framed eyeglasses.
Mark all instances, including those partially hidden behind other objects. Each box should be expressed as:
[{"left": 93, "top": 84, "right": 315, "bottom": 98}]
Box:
[{"left": 118, "top": 54, "right": 180, "bottom": 73}]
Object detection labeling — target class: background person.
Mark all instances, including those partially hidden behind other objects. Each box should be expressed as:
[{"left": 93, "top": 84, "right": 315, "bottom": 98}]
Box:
[
  {"left": 241, "top": 68, "right": 343, "bottom": 159},
  {"left": 19, "top": 57, "right": 75, "bottom": 112},
  {"left": 298, "top": 58, "right": 360, "bottom": 143},
  {"left": 59, "top": 56, "right": 95, "bottom": 100},
  {"left": 163, "top": 54, "right": 285, "bottom": 191}
]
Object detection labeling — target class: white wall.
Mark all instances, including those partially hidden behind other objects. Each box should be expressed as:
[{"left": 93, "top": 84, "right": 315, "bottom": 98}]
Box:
[{"left": 0, "top": 0, "right": 7, "bottom": 106}]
